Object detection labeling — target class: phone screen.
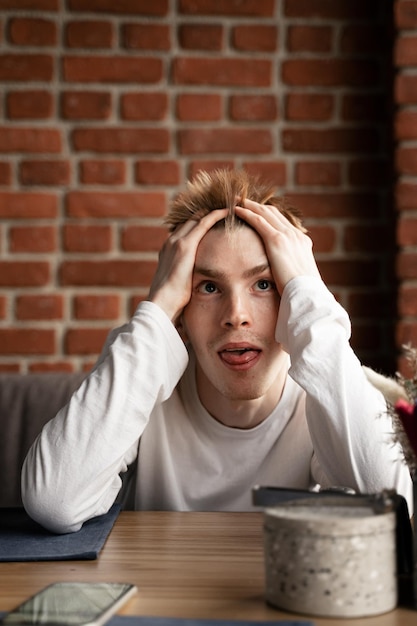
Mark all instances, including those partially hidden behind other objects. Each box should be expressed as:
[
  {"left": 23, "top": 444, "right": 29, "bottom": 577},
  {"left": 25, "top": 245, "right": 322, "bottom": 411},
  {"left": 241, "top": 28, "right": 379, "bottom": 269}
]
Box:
[{"left": 2, "top": 582, "right": 137, "bottom": 626}]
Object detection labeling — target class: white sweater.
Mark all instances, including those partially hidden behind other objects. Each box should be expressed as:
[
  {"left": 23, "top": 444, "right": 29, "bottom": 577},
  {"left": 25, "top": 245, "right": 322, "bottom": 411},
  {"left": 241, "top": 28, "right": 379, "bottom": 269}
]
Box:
[{"left": 21, "top": 277, "right": 413, "bottom": 533}]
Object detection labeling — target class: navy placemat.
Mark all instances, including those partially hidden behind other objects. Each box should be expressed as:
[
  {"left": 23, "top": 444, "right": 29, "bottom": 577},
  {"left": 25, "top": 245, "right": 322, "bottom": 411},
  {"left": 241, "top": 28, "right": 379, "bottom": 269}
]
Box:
[{"left": 0, "top": 504, "right": 120, "bottom": 562}]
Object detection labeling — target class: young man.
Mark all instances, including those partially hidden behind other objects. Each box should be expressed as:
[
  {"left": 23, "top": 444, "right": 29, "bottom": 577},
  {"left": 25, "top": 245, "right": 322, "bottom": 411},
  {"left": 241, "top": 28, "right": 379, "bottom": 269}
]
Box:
[{"left": 22, "top": 169, "right": 412, "bottom": 533}]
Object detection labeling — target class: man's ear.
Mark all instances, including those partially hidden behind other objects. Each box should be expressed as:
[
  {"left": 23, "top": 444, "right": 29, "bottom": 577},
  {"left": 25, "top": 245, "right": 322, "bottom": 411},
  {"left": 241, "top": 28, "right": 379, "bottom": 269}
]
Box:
[{"left": 175, "top": 315, "right": 189, "bottom": 343}]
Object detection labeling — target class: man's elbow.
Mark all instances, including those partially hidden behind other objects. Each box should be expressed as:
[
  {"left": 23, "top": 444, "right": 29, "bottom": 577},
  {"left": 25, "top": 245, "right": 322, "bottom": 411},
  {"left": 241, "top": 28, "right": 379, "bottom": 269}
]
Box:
[{"left": 22, "top": 488, "right": 83, "bottom": 534}]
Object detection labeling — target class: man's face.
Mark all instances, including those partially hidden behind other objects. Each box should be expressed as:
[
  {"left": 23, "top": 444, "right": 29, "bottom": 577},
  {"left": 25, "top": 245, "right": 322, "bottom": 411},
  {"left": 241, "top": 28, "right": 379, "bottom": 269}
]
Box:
[{"left": 181, "top": 224, "right": 287, "bottom": 419}]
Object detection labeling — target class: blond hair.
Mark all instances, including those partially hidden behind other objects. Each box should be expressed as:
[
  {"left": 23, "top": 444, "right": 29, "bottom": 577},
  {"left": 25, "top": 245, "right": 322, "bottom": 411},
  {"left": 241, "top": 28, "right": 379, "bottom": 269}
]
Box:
[{"left": 166, "top": 168, "right": 306, "bottom": 233}]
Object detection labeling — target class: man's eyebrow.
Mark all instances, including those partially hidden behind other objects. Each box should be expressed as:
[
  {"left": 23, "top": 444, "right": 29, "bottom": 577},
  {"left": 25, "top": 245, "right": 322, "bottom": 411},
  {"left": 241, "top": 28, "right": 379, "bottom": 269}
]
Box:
[{"left": 193, "top": 263, "right": 271, "bottom": 280}]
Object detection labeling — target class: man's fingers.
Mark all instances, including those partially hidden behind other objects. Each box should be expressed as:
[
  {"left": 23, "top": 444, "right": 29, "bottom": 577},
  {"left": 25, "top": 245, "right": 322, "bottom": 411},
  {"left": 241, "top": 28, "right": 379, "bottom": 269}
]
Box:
[
  {"left": 170, "top": 208, "right": 229, "bottom": 244},
  {"left": 237, "top": 198, "right": 293, "bottom": 231}
]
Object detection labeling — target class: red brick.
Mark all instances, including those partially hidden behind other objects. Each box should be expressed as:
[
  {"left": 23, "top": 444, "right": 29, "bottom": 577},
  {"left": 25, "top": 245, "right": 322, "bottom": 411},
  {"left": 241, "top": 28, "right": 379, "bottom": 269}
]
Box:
[
  {"left": 284, "top": 0, "right": 377, "bottom": 19},
  {"left": 63, "top": 224, "right": 112, "bottom": 252},
  {"left": 397, "top": 252, "right": 417, "bottom": 279},
  {"left": 173, "top": 58, "right": 271, "bottom": 87},
  {"left": 0, "top": 364, "right": 21, "bottom": 373},
  {"left": 0, "top": 329, "right": 55, "bottom": 355},
  {"left": 65, "top": 21, "right": 113, "bottom": 48},
  {"left": 0, "top": 296, "right": 6, "bottom": 319},
  {"left": 66, "top": 191, "right": 166, "bottom": 218},
  {"left": 395, "top": 110, "right": 417, "bottom": 140},
  {"left": 188, "top": 160, "right": 234, "bottom": 179},
  {"left": 0, "top": 262, "right": 49, "bottom": 286},
  {"left": 398, "top": 285, "right": 417, "bottom": 316},
  {"left": 242, "top": 162, "right": 287, "bottom": 186},
  {"left": 61, "top": 91, "right": 111, "bottom": 120},
  {"left": 395, "top": 36, "right": 417, "bottom": 66},
  {"left": 296, "top": 161, "right": 341, "bottom": 186},
  {"left": 0, "top": 162, "right": 12, "bottom": 185},
  {"left": 395, "top": 74, "right": 417, "bottom": 104},
  {"left": 286, "top": 192, "right": 379, "bottom": 219},
  {"left": 29, "top": 362, "right": 75, "bottom": 373},
  {"left": 179, "top": 0, "right": 274, "bottom": 16},
  {"left": 16, "top": 294, "right": 63, "bottom": 320},
  {"left": 0, "top": 0, "right": 57, "bottom": 8},
  {"left": 232, "top": 25, "right": 277, "bottom": 52},
  {"left": 229, "top": 95, "right": 277, "bottom": 122},
  {"left": 68, "top": 0, "right": 168, "bottom": 15},
  {"left": 9, "top": 225, "right": 56, "bottom": 253},
  {"left": 8, "top": 18, "right": 57, "bottom": 46},
  {"left": 287, "top": 26, "right": 331, "bottom": 52},
  {"left": 0, "top": 55, "right": 53, "bottom": 81},
  {"left": 178, "top": 128, "right": 272, "bottom": 154},
  {"left": 19, "top": 160, "right": 71, "bottom": 186},
  {"left": 178, "top": 24, "right": 223, "bottom": 50},
  {"left": 121, "top": 225, "right": 167, "bottom": 252},
  {"left": 397, "top": 217, "right": 417, "bottom": 246},
  {"left": 395, "top": 182, "right": 417, "bottom": 211},
  {"left": 176, "top": 94, "right": 221, "bottom": 122},
  {"left": 79, "top": 160, "right": 125, "bottom": 185},
  {"left": 60, "top": 260, "right": 157, "bottom": 287},
  {"left": 308, "top": 225, "right": 336, "bottom": 253},
  {"left": 342, "top": 94, "right": 386, "bottom": 121},
  {"left": 282, "top": 59, "right": 378, "bottom": 87},
  {"left": 6, "top": 90, "right": 53, "bottom": 120},
  {"left": 395, "top": 1, "right": 417, "bottom": 29},
  {"left": 129, "top": 295, "right": 145, "bottom": 315},
  {"left": 123, "top": 24, "right": 170, "bottom": 50},
  {"left": 0, "top": 192, "right": 57, "bottom": 218},
  {"left": 0, "top": 128, "right": 61, "bottom": 153},
  {"left": 63, "top": 56, "right": 162, "bottom": 83},
  {"left": 73, "top": 294, "right": 120, "bottom": 320},
  {"left": 396, "top": 147, "right": 417, "bottom": 176},
  {"left": 282, "top": 128, "right": 378, "bottom": 153},
  {"left": 120, "top": 93, "right": 168, "bottom": 121},
  {"left": 72, "top": 128, "right": 169, "bottom": 153},
  {"left": 65, "top": 328, "right": 109, "bottom": 356},
  {"left": 135, "top": 160, "right": 180, "bottom": 185},
  {"left": 285, "top": 93, "right": 333, "bottom": 121},
  {"left": 396, "top": 322, "right": 417, "bottom": 351}
]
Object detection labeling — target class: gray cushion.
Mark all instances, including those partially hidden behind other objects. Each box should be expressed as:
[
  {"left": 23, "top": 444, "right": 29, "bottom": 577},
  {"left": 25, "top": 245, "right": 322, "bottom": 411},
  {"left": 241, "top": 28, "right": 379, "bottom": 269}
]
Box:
[{"left": 0, "top": 373, "right": 85, "bottom": 507}]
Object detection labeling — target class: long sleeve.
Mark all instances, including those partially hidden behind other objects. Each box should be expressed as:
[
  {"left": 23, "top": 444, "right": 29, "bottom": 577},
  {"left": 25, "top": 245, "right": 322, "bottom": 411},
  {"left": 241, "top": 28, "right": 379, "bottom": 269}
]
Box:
[
  {"left": 276, "top": 276, "right": 413, "bottom": 508},
  {"left": 21, "top": 301, "right": 188, "bottom": 534}
]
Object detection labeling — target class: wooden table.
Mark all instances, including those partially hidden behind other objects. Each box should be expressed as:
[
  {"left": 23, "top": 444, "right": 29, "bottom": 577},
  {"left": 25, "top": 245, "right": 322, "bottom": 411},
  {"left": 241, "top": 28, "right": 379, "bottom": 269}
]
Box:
[{"left": 0, "top": 511, "right": 415, "bottom": 625}]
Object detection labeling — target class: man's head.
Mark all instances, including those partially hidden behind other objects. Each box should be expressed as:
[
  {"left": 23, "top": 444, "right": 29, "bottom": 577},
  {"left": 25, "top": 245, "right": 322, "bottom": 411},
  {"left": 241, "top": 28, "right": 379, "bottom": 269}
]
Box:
[{"left": 166, "top": 168, "right": 306, "bottom": 234}]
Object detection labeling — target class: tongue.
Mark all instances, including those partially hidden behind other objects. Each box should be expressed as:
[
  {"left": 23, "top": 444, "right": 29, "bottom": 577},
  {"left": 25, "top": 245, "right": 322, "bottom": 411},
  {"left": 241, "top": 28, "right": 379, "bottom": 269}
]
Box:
[{"left": 220, "top": 350, "right": 258, "bottom": 365}]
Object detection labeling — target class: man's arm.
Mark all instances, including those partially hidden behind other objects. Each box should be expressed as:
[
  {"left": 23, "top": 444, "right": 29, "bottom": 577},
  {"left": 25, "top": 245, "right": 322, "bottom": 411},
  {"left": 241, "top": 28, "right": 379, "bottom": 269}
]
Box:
[
  {"left": 22, "top": 302, "right": 188, "bottom": 533},
  {"left": 22, "top": 209, "right": 229, "bottom": 534},
  {"left": 235, "top": 199, "right": 412, "bottom": 508},
  {"left": 277, "top": 276, "right": 412, "bottom": 507}
]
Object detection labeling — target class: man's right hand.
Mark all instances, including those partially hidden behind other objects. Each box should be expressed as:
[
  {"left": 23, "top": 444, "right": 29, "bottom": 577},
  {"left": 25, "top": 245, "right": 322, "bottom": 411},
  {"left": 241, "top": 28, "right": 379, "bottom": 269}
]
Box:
[{"left": 147, "top": 209, "right": 228, "bottom": 324}]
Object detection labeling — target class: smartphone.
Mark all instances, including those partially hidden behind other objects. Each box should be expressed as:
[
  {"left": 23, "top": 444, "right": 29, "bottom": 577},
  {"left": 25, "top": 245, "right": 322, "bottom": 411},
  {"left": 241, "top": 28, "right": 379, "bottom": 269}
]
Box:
[{"left": 1, "top": 582, "right": 137, "bottom": 626}]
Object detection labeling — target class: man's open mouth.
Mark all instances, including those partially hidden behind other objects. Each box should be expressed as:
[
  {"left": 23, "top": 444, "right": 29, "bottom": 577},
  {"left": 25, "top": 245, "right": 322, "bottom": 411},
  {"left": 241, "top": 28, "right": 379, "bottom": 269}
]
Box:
[{"left": 218, "top": 345, "right": 261, "bottom": 366}]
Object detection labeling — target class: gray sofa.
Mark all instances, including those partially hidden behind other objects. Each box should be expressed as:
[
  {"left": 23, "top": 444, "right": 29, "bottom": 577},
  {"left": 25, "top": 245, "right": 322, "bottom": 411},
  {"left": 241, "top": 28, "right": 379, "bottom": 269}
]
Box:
[{"left": 0, "top": 372, "right": 86, "bottom": 508}]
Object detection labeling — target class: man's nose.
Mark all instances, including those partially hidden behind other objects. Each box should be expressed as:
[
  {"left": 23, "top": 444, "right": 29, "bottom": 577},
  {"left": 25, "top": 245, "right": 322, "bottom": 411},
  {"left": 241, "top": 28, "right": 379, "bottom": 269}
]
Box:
[{"left": 221, "top": 292, "right": 251, "bottom": 327}]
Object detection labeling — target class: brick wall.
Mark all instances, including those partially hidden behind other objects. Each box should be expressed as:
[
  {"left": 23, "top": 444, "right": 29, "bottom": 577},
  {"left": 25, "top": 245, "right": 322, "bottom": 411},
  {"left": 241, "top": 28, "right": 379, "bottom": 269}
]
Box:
[
  {"left": 394, "top": 0, "right": 417, "bottom": 375},
  {"left": 0, "top": 0, "right": 396, "bottom": 373}
]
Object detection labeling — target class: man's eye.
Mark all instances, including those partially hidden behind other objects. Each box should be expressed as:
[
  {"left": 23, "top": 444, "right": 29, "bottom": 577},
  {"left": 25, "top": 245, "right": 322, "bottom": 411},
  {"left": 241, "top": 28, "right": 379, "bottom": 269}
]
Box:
[
  {"left": 198, "top": 281, "right": 217, "bottom": 294},
  {"left": 256, "top": 279, "right": 273, "bottom": 291}
]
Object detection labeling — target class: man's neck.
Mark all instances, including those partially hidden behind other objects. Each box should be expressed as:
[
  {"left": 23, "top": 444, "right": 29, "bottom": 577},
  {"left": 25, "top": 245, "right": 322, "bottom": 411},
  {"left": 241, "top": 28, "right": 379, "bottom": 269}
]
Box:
[{"left": 196, "top": 365, "right": 287, "bottom": 430}]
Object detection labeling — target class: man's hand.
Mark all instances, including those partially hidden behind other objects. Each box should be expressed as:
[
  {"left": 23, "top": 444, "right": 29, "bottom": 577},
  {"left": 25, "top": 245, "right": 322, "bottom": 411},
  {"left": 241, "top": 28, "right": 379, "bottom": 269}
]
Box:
[
  {"left": 148, "top": 209, "right": 229, "bottom": 323},
  {"left": 235, "top": 199, "right": 321, "bottom": 295}
]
